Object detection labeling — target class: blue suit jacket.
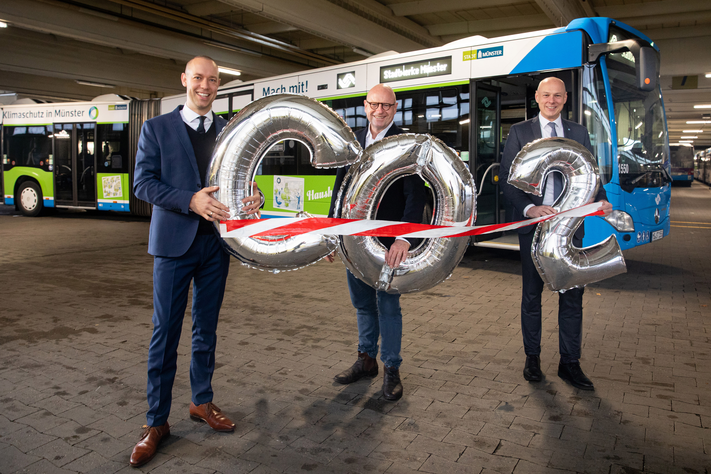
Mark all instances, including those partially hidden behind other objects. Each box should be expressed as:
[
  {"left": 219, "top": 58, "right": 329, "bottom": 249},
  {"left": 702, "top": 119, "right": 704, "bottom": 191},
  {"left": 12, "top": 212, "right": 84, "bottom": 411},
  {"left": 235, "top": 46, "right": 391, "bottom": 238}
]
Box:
[
  {"left": 134, "top": 106, "right": 227, "bottom": 257},
  {"left": 498, "top": 116, "right": 606, "bottom": 237}
]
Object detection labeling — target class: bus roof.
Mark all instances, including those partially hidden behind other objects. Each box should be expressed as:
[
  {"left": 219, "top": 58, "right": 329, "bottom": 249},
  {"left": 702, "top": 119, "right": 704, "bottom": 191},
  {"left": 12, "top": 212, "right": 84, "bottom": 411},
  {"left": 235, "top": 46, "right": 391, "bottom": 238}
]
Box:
[{"left": 161, "top": 17, "right": 653, "bottom": 115}]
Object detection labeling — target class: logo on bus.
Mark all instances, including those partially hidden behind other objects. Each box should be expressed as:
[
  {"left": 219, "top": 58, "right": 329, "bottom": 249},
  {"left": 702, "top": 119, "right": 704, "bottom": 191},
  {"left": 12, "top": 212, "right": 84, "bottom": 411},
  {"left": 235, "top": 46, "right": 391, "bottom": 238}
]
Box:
[
  {"left": 89, "top": 106, "right": 99, "bottom": 120},
  {"left": 463, "top": 46, "right": 504, "bottom": 61},
  {"left": 380, "top": 57, "right": 452, "bottom": 83},
  {"left": 337, "top": 72, "right": 356, "bottom": 89}
]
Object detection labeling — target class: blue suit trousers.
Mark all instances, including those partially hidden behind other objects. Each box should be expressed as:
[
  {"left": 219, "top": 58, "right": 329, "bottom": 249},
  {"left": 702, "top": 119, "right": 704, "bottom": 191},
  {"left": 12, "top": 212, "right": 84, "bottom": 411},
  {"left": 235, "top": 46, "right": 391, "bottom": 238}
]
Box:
[{"left": 146, "top": 234, "right": 230, "bottom": 427}]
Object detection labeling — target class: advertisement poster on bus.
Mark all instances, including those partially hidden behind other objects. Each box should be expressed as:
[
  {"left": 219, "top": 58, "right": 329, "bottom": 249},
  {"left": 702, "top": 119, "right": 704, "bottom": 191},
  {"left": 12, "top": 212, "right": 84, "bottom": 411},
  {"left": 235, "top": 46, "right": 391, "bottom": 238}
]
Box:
[
  {"left": 273, "top": 175, "right": 304, "bottom": 212},
  {"left": 255, "top": 175, "right": 335, "bottom": 217}
]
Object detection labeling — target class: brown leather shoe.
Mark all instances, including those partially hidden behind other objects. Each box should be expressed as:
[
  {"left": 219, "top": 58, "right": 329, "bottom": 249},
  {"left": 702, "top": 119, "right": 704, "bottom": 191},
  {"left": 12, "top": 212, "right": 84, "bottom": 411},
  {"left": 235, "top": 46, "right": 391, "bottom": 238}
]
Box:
[
  {"left": 189, "top": 402, "right": 235, "bottom": 432},
  {"left": 334, "top": 352, "right": 378, "bottom": 384},
  {"left": 129, "top": 422, "right": 170, "bottom": 468}
]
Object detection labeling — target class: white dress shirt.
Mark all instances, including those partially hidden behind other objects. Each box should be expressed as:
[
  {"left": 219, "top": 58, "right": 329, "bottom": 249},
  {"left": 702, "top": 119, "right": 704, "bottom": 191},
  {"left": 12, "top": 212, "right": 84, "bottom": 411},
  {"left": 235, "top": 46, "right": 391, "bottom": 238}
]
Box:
[
  {"left": 365, "top": 120, "right": 395, "bottom": 148},
  {"left": 180, "top": 103, "right": 213, "bottom": 132},
  {"left": 523, "top": 113, "right": 564, "bottom": 217}
]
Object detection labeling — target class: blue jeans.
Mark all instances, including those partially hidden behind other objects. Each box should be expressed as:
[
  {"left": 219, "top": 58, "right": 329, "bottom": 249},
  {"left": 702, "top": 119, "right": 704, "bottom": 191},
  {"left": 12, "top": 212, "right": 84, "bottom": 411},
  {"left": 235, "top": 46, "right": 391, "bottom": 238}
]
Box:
[{"left": 346, "top": 270, "right": 402, "bottom": 369}]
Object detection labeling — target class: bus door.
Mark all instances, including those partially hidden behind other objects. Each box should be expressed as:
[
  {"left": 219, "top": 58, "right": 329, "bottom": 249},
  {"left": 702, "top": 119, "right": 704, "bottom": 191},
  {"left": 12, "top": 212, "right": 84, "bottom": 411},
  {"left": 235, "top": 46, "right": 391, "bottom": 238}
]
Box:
[
  {"left": 54, "top": 123, "right": 96, "bottom": 208},
  {"left": 472, "top": 82, "right": 502, "bottom": 226}
]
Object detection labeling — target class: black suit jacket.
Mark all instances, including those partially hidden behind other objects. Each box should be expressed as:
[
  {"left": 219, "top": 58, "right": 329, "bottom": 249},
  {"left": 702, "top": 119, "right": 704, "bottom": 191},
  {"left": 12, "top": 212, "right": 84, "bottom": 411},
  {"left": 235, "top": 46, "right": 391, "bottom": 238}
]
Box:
[
  {"left": 498, "top": 116, "right": 606, "bottom": 237},
  {"left": 328, "top": 123, "right": 426, "bottom": 248}
]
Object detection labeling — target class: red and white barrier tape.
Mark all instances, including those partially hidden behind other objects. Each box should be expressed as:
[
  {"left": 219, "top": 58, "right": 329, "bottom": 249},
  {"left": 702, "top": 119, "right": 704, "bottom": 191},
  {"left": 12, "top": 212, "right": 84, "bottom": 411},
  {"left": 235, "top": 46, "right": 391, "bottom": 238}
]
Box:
[{"left": 219, "top": 203, "right": 604, "bottom": 240}]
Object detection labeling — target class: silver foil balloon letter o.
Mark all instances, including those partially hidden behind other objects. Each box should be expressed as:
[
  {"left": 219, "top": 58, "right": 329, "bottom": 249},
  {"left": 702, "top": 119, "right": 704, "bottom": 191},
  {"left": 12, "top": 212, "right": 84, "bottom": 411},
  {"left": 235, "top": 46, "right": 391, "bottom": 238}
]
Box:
[
  {"left": 208, "top": 94, "right": 361, "bottom": 271},
  {"left": 508, "top": 137, "right": 626, "bottom": 291},
  {"left": 334, "top": 134, "right": 476, "bottom": 294}
]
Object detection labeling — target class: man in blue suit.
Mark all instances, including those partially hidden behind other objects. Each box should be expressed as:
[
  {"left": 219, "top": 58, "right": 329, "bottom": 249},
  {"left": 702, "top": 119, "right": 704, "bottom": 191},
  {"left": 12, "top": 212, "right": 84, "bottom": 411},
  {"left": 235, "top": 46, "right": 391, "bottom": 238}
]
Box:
[
  {"left": 499, "top": 77, "right": 612, "bottom": 391},
  {"left": 130, "top": 56, "right": 262, "bottom": 467},
  {"left": 327, "top": 84, "right": 426, "bottom": 401}
]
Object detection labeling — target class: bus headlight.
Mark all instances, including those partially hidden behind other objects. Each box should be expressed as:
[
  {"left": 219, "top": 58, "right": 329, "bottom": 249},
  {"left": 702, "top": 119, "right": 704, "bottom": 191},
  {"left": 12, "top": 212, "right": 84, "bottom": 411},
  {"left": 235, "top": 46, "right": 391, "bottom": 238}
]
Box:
[{"left": 604, "top": 210, "right": 635, "bottom": 232}]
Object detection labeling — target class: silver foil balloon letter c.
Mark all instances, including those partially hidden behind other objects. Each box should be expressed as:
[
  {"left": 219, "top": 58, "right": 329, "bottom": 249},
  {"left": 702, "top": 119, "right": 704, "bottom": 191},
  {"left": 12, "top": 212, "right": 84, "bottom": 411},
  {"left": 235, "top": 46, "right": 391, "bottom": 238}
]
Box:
[
  {"left": 508, "top": 137, "right": 626, "bottom": 291},
  {"left": 208, "top": 94, "right": 361, "bottom": 271}
]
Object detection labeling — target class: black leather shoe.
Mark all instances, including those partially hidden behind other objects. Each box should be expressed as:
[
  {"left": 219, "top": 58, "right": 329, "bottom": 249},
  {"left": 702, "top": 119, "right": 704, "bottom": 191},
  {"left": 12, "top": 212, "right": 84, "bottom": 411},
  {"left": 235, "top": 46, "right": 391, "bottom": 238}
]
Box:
[
  {"left": 334, "top": 352, "right": 378, "bottom": 384},
  {"left": 558, "top": 362, "right": 594, "bottom": 391},
  {"left": 523, "top": 355, "right": 542, "bottom": 382},
  {"left": 382, "top": 366, "right": 403, "bottom": 401}
]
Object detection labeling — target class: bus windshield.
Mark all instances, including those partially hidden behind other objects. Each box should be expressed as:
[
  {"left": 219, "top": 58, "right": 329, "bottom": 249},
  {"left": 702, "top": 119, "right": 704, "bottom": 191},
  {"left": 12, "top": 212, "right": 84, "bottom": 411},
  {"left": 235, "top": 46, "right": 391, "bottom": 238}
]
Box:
[{"left": 606, "top": 42, "right": 669, "bottom": 190}]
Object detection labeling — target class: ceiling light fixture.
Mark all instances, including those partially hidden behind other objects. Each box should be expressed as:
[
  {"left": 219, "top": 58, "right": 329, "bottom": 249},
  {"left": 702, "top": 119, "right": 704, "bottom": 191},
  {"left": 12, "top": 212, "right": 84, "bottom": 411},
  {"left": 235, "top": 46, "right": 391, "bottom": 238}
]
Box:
[
  {"left": 680, "top": 136, "right": 698, "bottom": 139},
  {"left": 686, "top": 121, "right": 711, "bottom": 124},
  {"left": 75, "top": 80, "right": 115, "bottom": 88},
  {"left": 683, "top": 130, "right": 704, "bottom": 133},
  {"left": 218, "top": 66, "right": 241, "bottom": 76},
  {"left": 693, "top": 105, "right": 711, "bottom": 109},
  {"left": 352, "top": 47, "right": 373, "bottom": 57}
]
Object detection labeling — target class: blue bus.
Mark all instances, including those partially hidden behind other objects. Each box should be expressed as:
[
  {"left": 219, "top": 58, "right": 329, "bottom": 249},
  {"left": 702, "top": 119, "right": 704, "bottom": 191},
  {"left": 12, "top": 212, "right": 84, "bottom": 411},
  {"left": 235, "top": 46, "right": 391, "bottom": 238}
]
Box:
[
  {"left": 161, "top": 17, "right": 671, "bottom": 251},
  {"left": 670, "top": 144, "right": 695, "bottom": 186}
]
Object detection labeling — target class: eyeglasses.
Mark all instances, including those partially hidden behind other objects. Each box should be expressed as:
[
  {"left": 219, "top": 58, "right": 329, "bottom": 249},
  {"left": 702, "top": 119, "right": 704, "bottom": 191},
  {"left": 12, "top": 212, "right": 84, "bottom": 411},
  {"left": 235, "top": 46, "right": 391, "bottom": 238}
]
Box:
[{"left": 365, "top": 101, "right": 396, "bottom": 111}]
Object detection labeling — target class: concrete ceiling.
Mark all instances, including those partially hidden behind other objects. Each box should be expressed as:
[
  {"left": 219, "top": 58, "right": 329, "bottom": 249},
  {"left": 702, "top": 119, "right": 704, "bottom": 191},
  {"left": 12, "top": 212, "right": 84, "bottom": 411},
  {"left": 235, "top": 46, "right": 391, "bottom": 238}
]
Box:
[{"left": 0, "top": 0, "right": 710, "bottom": 148}]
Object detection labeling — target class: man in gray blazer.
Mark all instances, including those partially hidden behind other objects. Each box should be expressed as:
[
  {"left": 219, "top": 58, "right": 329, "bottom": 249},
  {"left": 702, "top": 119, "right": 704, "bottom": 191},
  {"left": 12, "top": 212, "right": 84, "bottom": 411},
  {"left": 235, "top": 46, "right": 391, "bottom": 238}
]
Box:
[{"left": 498, "top": 77, "right": 611, "bottom": 391}]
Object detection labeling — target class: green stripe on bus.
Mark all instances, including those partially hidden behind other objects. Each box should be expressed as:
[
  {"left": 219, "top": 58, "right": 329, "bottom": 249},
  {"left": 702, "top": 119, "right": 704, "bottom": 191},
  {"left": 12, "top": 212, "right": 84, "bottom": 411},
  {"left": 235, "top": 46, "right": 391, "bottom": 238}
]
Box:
[
  {"left": 315, "top": 81, "right": 470, "bottom": 102},
  {"left": 393, "top": 81, "right": 469, "bottom": 93}
]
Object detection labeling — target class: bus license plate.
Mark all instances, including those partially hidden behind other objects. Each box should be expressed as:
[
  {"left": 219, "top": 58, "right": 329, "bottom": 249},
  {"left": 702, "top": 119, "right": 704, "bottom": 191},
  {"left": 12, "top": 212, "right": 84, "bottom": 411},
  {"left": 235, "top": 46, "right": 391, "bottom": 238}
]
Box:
[{"left": 652, "top": 230, "right": 663, "bottom": 241}]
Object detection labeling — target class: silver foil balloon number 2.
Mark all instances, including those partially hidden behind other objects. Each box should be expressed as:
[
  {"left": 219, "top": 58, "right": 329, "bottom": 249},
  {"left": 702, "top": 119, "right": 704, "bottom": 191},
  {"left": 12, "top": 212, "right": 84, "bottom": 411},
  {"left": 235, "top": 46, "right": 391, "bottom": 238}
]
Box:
[{"left": 507, "top": 137, "right": 626, "bottom": 292}]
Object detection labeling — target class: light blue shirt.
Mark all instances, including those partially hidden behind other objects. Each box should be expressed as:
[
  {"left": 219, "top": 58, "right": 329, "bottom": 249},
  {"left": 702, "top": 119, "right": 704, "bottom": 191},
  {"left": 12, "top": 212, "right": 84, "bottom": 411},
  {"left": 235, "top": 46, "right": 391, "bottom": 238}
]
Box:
[{"left": 524, "top": 113, "right": 565, "bottom": 217}]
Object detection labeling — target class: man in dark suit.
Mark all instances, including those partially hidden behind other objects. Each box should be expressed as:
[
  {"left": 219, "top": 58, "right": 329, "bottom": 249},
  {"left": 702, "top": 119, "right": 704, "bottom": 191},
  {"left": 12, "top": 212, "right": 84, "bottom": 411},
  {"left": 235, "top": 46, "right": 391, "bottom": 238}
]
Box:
[
  {"left": 327, "top": 84, "right": 426, "bottom": 401},
  {"left": 130, "top": 56, "right": 262, "bottom": 467},
  {"left": 498, "top": 77, "right": 612, "bottom": 391}
]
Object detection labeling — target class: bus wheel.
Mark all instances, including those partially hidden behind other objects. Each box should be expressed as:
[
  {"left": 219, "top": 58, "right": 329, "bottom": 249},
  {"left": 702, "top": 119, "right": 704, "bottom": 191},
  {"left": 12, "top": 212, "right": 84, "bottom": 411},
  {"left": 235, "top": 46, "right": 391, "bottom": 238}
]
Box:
[{"left": 18, "top": 182, "right": 43, "bottom": 217}]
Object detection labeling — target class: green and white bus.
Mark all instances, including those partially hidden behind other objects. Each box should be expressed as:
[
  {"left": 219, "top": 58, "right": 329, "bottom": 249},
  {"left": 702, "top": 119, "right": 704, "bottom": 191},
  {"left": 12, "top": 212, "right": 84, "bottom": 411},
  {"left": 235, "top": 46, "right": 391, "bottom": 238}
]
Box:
[{"left": 1, "top": 95, "right": 158, "bottom": 217}]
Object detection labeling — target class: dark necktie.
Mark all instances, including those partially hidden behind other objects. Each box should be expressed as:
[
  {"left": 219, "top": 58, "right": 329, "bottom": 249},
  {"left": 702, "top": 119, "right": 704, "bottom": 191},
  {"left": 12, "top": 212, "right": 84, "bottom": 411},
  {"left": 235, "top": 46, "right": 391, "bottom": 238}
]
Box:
[
  {"left": 548, "top": 123, "right": 563, "bottom": 198},
  {"left": 548, "top": 122, "right": 558, "bottom": 137},
  {"left": 197, "top": 116, "right": 206, "bottom": 134}
]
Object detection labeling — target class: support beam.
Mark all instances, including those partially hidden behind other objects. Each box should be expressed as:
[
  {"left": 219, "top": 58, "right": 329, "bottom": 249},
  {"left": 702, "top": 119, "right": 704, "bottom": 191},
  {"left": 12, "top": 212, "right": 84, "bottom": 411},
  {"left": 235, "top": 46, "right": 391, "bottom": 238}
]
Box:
[
  {"left": 0, "top": 69, "right": 170, "bottom": 102},
  {"left": 248, "top": 22, "right": 299, "bottom": 35},
  {"left": 427, "top": 14, "right": 551, "bottom": 37},
  {"left": 655, "top": 36, "right": 711, "bottom": 77},
  {"left": 184, "top": 1, "right": 236, "bottom": 17},
  {"left": 217, "top": 0, "right": 436, "bottom": 54},
  {"left": 595, "top": 0, "right": 710, "bottom": 19},
  {"left": 389, "top": 0, "right": 525, "bottom": 17},
  {"left": 616, "top": 11, "right": 711, "bottom": 29},
  {"left": 0, "top": 27, "right": 185, "bottom": 98},
  {"left": 336, "top": 0, "right": 440, "bottom": 46},
  {"left": 578, "top": 0, "right": 596, "bottom": 17},
  {"left": 535, "top": 0, "right": 587, "bottom": 27},
  {"left": 640, "top": 25, "right": 711, "bottom": 42},
  {"left": 0, "top": 0, "right": 304, "bottom": 79}
]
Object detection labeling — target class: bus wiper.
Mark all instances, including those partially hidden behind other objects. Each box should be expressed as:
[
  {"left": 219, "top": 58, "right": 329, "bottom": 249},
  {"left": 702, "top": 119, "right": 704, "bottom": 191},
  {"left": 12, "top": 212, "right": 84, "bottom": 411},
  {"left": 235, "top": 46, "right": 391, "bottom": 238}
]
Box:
[{"left": 628, "top": 168, "right": 671, "bottom": 185}]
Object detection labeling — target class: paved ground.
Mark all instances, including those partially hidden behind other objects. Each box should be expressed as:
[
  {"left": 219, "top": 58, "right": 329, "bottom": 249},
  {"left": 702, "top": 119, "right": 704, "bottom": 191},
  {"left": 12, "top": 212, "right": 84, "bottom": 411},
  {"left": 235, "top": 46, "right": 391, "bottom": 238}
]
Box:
[{"left": 0, "top": 183, "right": 709, "bottom": 474}]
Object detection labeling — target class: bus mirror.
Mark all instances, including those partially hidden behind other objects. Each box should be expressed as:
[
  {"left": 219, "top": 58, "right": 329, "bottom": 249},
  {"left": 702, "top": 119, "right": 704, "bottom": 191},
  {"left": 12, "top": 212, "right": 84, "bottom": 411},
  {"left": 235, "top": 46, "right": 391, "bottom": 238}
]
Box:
[
  {"left": 637, "top": 46, "right": 657, "bottom": 92},
  {"left": 588, "top": 39, "right": 658, "bottom": 92}
]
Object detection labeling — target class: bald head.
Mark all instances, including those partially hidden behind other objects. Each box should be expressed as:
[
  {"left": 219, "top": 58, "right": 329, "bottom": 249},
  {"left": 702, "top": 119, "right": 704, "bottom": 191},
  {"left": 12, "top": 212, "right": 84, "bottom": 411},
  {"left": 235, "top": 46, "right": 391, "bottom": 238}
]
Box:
[
  {"left": 535, "top": 77, "right": 567, "bottom": 121},
  {"left": 537, "top": 77, "right": 565, "bottom": 91},
  {"left": 181, "top": 56, "right": 220, "bottom": 115},
  {"left": 365, "top": 83, "right": 398, "bottom": 137},
  {"left": 185, "top": 56, "right": 218, "bottom": 75}
]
